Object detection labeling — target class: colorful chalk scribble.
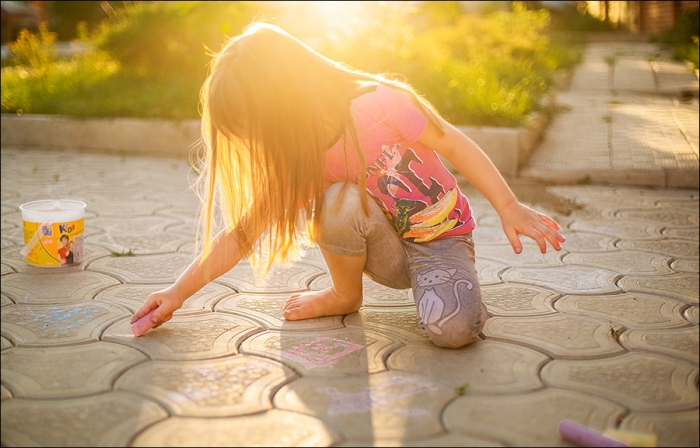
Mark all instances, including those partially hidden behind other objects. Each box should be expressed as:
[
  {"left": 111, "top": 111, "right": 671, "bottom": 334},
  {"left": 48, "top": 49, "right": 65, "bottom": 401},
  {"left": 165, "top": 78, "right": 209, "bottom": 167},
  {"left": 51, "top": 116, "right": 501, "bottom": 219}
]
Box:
[
  {"left": 283, "top": 336, "right": 366, "bottom": 369},
  {"left": 320, "top": 376, "right": 438, "bottom": 416}
]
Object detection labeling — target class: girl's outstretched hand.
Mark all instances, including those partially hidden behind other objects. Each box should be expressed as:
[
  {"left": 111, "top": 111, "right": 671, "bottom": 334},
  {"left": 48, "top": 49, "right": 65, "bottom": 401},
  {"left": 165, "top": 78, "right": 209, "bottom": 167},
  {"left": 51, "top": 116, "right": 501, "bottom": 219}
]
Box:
[
  {"left": 131, "top": 286, "right": 185, "bottom": 330},
  {"left": 498, "top": 201, "right": 565, "bottom": 254}
]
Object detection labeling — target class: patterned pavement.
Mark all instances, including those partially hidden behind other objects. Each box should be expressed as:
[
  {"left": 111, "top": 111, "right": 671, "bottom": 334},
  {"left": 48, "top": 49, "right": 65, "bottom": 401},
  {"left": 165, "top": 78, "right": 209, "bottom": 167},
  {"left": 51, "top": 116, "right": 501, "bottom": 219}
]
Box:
[{"left": 1, "top": 146, "right": 698, "bottom": 446}]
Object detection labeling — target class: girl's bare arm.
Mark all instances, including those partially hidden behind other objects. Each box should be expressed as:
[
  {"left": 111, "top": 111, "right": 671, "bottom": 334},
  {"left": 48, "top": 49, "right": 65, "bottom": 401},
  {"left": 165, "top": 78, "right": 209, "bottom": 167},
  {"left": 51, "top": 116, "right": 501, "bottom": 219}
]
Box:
[
  {"left": 417, "top": 116, "right": 565, "bottom": 254},
  {"left": 131, "top": 213, "right": 266, "bottom": 327}
]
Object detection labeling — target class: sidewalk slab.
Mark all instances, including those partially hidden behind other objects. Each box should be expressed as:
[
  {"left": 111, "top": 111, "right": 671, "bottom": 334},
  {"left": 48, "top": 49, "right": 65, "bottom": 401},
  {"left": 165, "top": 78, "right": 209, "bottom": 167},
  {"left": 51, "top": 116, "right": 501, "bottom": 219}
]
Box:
[{"left": 523, "top": 38, "right": 699, "bottom": 189}]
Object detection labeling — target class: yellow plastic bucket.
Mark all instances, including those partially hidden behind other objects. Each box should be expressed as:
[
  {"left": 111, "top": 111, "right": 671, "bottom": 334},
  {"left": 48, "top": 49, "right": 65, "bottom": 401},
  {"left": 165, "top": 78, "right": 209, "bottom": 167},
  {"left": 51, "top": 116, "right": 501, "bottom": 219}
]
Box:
[{"left": 20, "top": 199, "right": 86, "bottom": 267}]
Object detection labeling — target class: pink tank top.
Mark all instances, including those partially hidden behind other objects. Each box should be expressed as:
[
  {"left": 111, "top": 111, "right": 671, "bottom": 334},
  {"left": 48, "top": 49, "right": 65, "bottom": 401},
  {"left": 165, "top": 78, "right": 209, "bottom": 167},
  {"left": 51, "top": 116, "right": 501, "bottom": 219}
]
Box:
[{"left": 324, "top": 84, "right": 475, "bottom": 242}]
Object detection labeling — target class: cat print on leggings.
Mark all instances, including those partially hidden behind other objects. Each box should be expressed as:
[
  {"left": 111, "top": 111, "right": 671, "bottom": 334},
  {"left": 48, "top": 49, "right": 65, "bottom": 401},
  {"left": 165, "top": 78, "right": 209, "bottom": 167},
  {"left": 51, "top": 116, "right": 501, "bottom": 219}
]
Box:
[{"left": 416, "top": 268, "right": 472, "bottom": 335}]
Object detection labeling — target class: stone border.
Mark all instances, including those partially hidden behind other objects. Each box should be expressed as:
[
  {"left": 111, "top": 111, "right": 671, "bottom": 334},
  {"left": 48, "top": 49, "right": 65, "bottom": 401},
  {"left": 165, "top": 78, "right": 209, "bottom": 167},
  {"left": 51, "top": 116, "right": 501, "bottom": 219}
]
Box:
[
  {"left": 1, "top": 113, "right": 546, "bottom": 177},
  {"left": 0, "top": 114, "right": 202, "bottom": 160},
  {"left": 519, "top": 167, "right": 699, "bottom": 189}
]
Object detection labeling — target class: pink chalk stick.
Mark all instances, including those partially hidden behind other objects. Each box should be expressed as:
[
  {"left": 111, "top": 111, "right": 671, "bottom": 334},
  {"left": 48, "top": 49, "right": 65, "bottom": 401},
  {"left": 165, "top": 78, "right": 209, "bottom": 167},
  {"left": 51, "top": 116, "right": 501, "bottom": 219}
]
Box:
[
  {"left": 559, "top": 421, "right": 628, "bottom": 447},
  {"left": 131, "top": 309, "right": 157, "bottom": 337}
]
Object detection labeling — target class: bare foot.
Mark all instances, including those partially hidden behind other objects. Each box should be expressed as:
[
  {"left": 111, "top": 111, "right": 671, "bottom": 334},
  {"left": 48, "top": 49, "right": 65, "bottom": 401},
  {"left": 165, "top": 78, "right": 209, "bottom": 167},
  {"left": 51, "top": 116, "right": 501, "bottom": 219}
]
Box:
[{"left": 283, "top": 287, "right": 362, "bottom": 320}]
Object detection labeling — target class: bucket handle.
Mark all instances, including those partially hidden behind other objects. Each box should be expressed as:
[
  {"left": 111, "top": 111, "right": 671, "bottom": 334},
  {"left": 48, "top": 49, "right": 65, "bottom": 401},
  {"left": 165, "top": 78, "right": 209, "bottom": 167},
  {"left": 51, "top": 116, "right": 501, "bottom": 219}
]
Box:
[{"left": 20, "top": 222, "right": 49, "bottom": 257}]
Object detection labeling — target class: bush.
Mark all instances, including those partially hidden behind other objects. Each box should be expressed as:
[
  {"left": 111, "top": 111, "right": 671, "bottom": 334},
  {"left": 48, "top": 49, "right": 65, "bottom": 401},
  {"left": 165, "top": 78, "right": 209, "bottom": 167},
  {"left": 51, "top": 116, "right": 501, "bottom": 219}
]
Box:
[
  {"left": 93, "top": 1, "right": 258, "bottom": 78},
  {"left": 2, "top": 1, "right": 259, "bottom": 118},
  {"left": 2, "top": 1, "right": 583, "bottom": 126},
  {"left": 47, "top": 1, "right": 112, "bottom": 41},
  {"left": 655, "top": 7, "right": 699, "bottom": 69},
  {"left": 1, "top": 22, "right": 119, "bottom": 116},
  {"left": 302, "top": 1, "right": 582, "bottom": 126}
]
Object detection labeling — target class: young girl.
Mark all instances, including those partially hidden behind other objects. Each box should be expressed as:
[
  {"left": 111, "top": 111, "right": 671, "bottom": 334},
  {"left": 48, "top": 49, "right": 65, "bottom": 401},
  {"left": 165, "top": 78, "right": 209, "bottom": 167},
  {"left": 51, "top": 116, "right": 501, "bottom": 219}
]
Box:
[{"left": 131, "top": 22, "right": 565, "bottom": 348}]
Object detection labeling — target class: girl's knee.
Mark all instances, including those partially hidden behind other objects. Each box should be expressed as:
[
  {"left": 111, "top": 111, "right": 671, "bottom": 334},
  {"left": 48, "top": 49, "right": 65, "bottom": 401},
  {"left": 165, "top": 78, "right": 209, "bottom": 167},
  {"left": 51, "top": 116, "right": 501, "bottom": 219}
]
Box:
[{"left": 422, "top": 302, "right": 488, "bottom": 349}]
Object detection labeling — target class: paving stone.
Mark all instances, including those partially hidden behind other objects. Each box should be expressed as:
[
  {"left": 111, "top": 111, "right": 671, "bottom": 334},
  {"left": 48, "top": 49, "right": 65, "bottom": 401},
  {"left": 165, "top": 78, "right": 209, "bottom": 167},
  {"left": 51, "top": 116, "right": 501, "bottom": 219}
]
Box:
[
  {"left": 0, "top": 391, "right": 168, "bottom": 447},
  {"left": 557, "top": 231, "right": 620, "bottom": 252},
  {"left": 1, "top": 263, "right": 15, "bottom": 276},
  {"left": 86, "top": 252, "right": 191, "bottom": 283},
  {"left": 619, "top": 273, "right": 699, "bottom": 304},
  {"left": 569, "top": 219, "right": 664, "bottom": 240},
  {"left": 215, "top": 260, "right": 325, "bottom": 293},
  {"left": 554, "top": 292, "right": 688, "bottom": 330},
  {"left": 483, "top": 313, "right": 625, "bottom": 359},
  {"left": 1, "top": 244, "right": 112, "bottom": 273},
  {"left": 241, "top": 328, "right": 401, "bottom": 376},
  {"left": 685, "top": 306, "right": 699, "bottom": 325},
  {"left": 215, "top": 292, "right": 345, "bottom": 331},
  {"left": 475, "top": 212, "right": 502, "bottom": 228},
  {"left": 273, "top": 371, "right": 454, "bottom": 441},
  {"left": 614, "top": 58, "right": 656, "bottom": 91},
  {"left": 502, "top": 266, "right": 622, "bottom": 294},
  {"left": 620, "top": 327, "right": 699, "bottom": 364},
  {"left": 95, "top": 213, "right": 186, "bottom": 234},
  {"left": 481, "top": 283, "right": 558, "bottom": 316},
  {"left": 86, "top": 199, "right": 171, "bottom": 218},
  {"left": 563, "top": 250, "right": 673, "bottom": 275},
  {"left": 655, "top": 197, "right": 700, "bottom": 211},
  {"left": 479, "top": 241, "right": 566, "bottom": 267},
  {"left": 0, "top": 270, "right": 120, "bottom": 303},
  {"left": 620, "top": 410, "right": 699, "bottom": 447},
  {"left": 154, "top": 211, "right": 198, "bottom": 233},
  {"left": 614, "top": 208, "right": 699, "bottom": 227},
  {"left": 1, "top": 384, "right": 11, "bottom": 400},
  {"left": 73, "top": 187, "right": 152, "bottom": 203},
  {"left": 120, "top": 355, "right": 295, "bottom": 417},
  {"left": 663, "top": 227, "right": 700, "bottom": 240},
  {"left": 86, "top": 230, "right": 193, "bottom": 255},
  {"left": 616, "top": 238, "right": 699, "bottom": 259},
  {"left": 1, "top": 302, "right": 129, "bottom": 346},
  {"left": 611, "top": 103, "right": 697, "bottom": 170},
  {"left": 296, "top": 270, "right": 331, "bottom": 291},
  {"left": 1, "top": 342, "right": 147, "bottom": 398},
  {"left": 541, "top": 352, "right": 699, "bottom": 412},
  {"left": 132, "top": 410, "right": 341, "bottom": 447},
  {"left": 1, "top": 237, "right": 18, "bottom": 249},
  {"left": 309, "top": 276, "right": 412, "bottom": 308},
  {"left": 1, "top": 335, "right": 14, "bottom": 350},
  {"left": 336, "top": 432, "right": 504, "bottom": 447},
  {"left": 359, "top": 278, "right": 413, "bottom": 307},
  {"left": 672, "top": 258, "right": 699, "bottom": 274},
  {"left": 443, "top": 388, "right": 626, "bottom": 447},
  {"left": 1, "top": 293, "right": 14, "bottom": 307},
  {"left": 93, "top": 282, "right": 234, "bottom": 314},
  {"left": 344, "top": 306, "right": 431, "bottom": 343},
  {"left": 103, "top": 312, "right": 262, "bottom": 361},
  {"left": 475, "top": 258, "right": 507, "bottom": 285},
  {"left": 297, "top": 246, "right": 330, "bottom": 270},
  {"left": 388, "top": 339, "right": 548, "bottom": 393},
  {"left": 472, "top": 226, "right": 511, "bottom": 245}
]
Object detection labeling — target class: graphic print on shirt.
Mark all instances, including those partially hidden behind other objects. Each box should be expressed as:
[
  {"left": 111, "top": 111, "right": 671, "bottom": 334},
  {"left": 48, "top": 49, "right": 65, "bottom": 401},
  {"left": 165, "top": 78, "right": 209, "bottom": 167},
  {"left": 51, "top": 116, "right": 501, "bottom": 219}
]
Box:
[
  {"left": 416, "top": 268, "right": 473, "bottom": 335},
  {"left": 365, "top": 143, "right": 463, "bottom": 242}
]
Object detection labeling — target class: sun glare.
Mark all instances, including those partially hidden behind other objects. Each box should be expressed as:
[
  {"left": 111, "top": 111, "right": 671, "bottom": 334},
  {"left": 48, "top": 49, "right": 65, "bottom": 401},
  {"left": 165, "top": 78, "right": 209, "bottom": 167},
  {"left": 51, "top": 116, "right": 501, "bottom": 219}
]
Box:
[{"left": 272, "top": 1, "right": 369, "bottom": 44}]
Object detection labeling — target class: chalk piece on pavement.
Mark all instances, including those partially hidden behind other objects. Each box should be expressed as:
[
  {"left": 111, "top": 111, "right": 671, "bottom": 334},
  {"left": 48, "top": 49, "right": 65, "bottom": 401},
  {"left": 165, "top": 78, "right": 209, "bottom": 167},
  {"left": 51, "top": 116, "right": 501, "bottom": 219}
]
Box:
[
  {"left": 603, "top": 429, "right": 657, "bottom": 447},
  {"left": 559, "top": 420, "right": 629, "bottom": 447}
]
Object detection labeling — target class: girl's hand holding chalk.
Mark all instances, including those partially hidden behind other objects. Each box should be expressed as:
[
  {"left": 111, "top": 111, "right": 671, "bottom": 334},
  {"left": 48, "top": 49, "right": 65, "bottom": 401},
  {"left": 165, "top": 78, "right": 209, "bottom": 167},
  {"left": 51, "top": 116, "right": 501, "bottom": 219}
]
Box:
[
  {"left": 131, "top": 309, "right": 157, "bottom": 337},
  {"left": 131, "top": 287, "right": 185, "bottom": 336}
]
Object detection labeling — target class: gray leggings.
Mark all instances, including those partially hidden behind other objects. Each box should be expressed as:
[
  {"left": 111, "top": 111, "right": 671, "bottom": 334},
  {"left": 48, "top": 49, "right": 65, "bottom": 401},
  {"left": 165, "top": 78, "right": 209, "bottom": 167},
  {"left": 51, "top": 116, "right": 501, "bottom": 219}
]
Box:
[{"left": 317, "top": 183, "right": 488, "bottom": 348}]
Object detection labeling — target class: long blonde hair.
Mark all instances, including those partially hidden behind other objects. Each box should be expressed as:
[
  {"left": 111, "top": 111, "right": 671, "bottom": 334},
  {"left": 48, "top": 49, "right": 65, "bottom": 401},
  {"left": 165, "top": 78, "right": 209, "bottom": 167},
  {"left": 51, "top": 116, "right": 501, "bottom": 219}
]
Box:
[{"left": 197, "top": 22, "right": 443, "bottom": 276}]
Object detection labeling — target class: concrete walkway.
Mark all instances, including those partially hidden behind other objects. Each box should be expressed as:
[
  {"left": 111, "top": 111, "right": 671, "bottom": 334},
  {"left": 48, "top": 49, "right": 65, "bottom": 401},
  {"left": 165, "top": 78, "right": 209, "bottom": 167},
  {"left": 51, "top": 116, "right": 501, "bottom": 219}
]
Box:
[
  {"left": 1, "top": 37, "right": 699, "bottom": 447},
  {"left": 522, "top": 37, "right": 699, "bottom": 189}
]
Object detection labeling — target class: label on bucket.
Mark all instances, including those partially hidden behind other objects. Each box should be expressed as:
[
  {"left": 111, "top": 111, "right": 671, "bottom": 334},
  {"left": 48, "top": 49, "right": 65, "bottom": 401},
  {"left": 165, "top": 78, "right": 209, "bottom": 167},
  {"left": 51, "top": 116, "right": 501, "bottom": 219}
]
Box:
[{"left": 22, "top": 219, "right": 85, "bottom": 267}]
